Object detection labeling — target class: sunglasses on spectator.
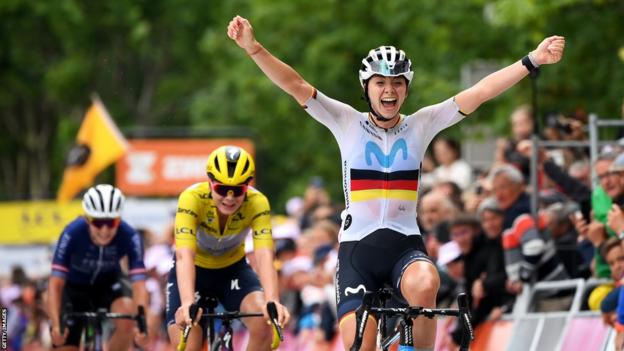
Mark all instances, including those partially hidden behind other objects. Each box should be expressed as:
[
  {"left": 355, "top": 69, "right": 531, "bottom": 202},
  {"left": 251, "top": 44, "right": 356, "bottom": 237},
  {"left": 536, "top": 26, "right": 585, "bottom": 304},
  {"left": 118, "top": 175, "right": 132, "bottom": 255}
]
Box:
[
  {"left": 88, "top": 217, "right": 121, "bottom": 229},
  {"left": 211, "top": 183, "right": 248, "bottom": 197}
]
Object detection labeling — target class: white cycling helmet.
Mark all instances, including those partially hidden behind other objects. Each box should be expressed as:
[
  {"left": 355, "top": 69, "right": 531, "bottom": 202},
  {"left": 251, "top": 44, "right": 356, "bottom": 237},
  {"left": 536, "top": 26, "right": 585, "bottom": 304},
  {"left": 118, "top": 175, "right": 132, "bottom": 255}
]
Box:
[
  {"left": 358, "top": 46, "right": 414, "bottom": 88},
  {"left": 82, "top": 184, "right": 125, "bottom": 218}
]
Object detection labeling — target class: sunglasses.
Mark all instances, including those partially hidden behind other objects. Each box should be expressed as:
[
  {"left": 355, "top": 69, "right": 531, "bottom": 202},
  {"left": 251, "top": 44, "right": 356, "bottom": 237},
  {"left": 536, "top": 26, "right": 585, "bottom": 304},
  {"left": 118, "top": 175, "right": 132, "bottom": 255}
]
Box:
[
  {"left": 88, "top": 217, "right": 121, "bottom": 229},
  {"left": 366, "top": 59, "right": 411, "bottom": 76},
  {"left": 211, "top": 183, "right": 248, "bottom": 197}
]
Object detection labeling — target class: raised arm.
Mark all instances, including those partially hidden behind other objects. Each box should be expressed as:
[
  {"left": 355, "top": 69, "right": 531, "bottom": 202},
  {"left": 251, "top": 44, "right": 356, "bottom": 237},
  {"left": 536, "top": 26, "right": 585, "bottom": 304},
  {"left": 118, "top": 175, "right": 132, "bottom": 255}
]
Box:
[
  {"left": 227, "top": 15, "right": 315, "bottom": 105},
  {"left": 455, "top": 36, "right": 565, "bottom": 115}
]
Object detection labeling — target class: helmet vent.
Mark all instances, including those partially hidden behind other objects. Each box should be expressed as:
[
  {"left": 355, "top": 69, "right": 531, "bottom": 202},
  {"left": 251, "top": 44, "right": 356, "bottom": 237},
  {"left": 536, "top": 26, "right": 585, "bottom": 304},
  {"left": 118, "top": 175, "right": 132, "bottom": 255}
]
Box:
[
  {"left": 87, "top": 195, "right": 96, "bottom": 211},
  {"left": 114, "top": 195, "right": 122, "bottom": 212},
  {"left": 242, "top": 160, "right": 250, "bottom": 175},
  {"left": 94, "top": 188, "right": 105, "bottom": 213},
  {"left": 227, "top": 161, "right": 237, "bottom": 178},
  {"left": 108, "top": 187, "right": 115, "bottom": 212},
  {"left": 82, "top": 184, "right": 125, "bottom": 218}
]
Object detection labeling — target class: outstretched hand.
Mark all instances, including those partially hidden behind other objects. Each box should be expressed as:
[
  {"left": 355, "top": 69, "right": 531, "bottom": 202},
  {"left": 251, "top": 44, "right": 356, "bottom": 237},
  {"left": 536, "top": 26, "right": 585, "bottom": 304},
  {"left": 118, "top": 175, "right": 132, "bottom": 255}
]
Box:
[
  {"left": 227, "top": 15, "right": 259, "bottom": 54},
  {"left": 531, "top": 36, "right": 565, "bottom": 65}
]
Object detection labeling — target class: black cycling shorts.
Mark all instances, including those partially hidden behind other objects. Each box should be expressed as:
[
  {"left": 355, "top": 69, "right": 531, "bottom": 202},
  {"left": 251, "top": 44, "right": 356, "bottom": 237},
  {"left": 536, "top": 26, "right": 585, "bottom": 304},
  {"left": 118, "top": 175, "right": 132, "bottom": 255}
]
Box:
[
  {"left": 165, "top": 257, "right": 263, "bottom": 328},
  {"left": 57, "top": 278, "right": 131, "bottom": 347},
  {"left": 335, "top": 228, "right": 432, "bottom": 320}
]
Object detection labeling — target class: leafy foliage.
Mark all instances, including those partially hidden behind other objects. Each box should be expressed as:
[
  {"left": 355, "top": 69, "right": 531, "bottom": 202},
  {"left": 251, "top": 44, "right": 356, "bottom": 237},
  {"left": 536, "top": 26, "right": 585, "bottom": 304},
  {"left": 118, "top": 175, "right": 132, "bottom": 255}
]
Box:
[{"left": 1, "top": 0, "right": 623, "bottom": 211}]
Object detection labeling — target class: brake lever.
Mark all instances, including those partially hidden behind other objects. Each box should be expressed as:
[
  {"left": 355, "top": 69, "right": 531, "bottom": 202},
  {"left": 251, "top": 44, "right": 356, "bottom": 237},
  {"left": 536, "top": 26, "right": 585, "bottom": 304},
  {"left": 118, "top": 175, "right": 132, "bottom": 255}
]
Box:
[
  {"left": 266, "top": 301, "right": 284, "bottom": 341},
  {"left": 457, "top": 293, "right": 474, "bottom": 351}
]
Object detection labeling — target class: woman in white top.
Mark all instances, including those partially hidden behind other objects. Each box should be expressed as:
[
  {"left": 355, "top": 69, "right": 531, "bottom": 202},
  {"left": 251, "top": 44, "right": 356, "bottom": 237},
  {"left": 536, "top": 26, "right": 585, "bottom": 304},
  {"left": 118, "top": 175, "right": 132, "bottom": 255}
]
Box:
[{"left": 432, "top": 137, "right": 473, "bottom": 190}]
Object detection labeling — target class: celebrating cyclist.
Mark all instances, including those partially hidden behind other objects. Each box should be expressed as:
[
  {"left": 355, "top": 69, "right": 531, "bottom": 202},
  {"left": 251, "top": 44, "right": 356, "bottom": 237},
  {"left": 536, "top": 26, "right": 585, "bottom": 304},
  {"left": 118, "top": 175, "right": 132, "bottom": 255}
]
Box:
[
  {"left": 47, "top": 184, "right": 148, "bottom": 350},
  {"left": 228, "top": 15, "right": 565, "bottom": 350},
  {"left": 166, "top": 146, "right": 289, "bottom": 351}
]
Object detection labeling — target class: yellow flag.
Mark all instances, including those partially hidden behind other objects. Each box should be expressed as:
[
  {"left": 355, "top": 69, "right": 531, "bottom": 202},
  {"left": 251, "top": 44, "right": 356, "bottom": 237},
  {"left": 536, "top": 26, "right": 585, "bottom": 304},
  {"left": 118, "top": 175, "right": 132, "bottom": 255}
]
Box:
[{"left": 57, "top": 98, "right": 128, "bottom": 202}]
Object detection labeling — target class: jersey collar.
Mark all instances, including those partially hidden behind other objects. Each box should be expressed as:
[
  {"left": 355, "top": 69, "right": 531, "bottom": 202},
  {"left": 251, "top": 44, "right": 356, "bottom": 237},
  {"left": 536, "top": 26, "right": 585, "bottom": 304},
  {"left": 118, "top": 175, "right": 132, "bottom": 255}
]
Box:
[{"left": 367, "top": 112, "right": 403, "bottom": 131}]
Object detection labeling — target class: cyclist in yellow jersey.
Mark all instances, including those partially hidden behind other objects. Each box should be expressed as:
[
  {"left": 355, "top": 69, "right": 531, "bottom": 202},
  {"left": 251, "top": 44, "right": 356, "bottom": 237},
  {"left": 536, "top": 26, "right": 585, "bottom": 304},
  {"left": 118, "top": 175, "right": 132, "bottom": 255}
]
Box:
[{"left": 166, "top": 146, "right": 290, "bottom": 351}]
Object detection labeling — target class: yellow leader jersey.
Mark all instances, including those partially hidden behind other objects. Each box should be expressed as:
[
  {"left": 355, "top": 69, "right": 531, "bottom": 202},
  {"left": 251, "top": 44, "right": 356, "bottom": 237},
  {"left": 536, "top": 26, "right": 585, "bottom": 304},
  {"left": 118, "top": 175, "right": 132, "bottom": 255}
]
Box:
[{"left": 175, "top": 182, "right": 273, "bottom": 269}]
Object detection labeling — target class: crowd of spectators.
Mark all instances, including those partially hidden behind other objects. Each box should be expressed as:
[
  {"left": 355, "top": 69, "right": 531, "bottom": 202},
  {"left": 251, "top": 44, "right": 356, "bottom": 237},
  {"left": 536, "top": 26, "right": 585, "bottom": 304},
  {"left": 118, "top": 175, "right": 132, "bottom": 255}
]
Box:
[{"left": 3, "top": 103, "right": 624, "bottom": 350}]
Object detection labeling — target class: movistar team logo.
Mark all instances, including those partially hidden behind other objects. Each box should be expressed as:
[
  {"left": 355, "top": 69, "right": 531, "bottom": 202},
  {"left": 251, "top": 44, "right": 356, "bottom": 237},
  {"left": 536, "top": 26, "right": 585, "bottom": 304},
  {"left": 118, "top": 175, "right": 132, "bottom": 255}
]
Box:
[
  {"left": 345, "top": 284, "right": 366, "bottom": 296},
  {"left": 365, "top": 138, "right": 407, "bottom": 167}
]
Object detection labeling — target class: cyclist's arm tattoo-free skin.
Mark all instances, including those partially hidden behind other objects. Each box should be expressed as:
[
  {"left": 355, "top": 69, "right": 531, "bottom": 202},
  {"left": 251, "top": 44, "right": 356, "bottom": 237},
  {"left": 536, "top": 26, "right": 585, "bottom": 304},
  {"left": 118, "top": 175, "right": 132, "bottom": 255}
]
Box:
[
  {"left": 175, "top": 248, "right": 197, "bottom": 326},
  {"left": 227, "top": 15, "right": 315, "bottom": 105},
  {"left": 455, "top": 36, "right": 565, "bottom": 114},
  {"left": 174, "top": 190, "right": 202, "bottom": 327},
  {"left": 132, "top": 281, "right": 149, "bottom": 313},
  {"left": 255, "top": 247, "right": 279, "bottom": 301},
  {"left": 47, "top": 276, "right": 67, "bottom": 344}
]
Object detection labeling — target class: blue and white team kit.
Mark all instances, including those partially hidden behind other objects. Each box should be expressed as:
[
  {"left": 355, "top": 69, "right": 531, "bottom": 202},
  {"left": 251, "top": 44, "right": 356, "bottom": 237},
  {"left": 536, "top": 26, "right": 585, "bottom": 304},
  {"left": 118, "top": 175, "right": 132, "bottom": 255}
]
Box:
[{"left": 303, "top": 89, "right": 465, "bottom": 318}]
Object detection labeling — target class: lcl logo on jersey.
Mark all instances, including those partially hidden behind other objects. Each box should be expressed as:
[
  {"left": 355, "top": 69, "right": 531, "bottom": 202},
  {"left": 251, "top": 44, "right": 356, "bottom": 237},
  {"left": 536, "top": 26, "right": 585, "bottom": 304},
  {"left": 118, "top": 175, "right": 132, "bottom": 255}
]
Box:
[{"left": 365, "top": 138, "right": 407, "bottom": 167}]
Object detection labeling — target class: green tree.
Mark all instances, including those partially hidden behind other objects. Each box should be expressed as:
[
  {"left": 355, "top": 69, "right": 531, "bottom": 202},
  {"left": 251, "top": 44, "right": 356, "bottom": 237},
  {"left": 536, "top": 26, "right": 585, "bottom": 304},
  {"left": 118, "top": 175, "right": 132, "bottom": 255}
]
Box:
[{"left": 1, "top": 0, "right": 622, "bottom": 211}]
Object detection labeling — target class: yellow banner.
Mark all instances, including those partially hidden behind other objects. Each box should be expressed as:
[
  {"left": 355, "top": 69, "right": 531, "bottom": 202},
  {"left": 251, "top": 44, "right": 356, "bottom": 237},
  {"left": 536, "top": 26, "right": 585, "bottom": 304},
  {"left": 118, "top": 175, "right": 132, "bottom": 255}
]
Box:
[
  {"left": 57, "top": 97, "right": 129, "bottom": 202},
  {"left": 0, "top": 200, "right": 83, "bottom": 244}
]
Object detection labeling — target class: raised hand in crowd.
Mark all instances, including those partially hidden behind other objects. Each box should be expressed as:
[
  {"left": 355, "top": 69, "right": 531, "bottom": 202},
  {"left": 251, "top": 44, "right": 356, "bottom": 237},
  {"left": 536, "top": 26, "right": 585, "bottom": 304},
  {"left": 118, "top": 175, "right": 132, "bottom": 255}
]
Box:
[
  {"left": 607, "top": 204, "right": 624, "bottom": 235},
  {"left": 570, "top": 211, "right": 589, "bottom": 239},
  {"left": 516, "top": 139, "right": 548, "bottom": 163},
  {"left": 586, "top": 221, "right": 608, "bottom": 248},
  {"left": 471, "top": 275, "right": 486, "bottom": 309},
  {"left": 506, "top": 280, "right": 523, "bottom": 295}
]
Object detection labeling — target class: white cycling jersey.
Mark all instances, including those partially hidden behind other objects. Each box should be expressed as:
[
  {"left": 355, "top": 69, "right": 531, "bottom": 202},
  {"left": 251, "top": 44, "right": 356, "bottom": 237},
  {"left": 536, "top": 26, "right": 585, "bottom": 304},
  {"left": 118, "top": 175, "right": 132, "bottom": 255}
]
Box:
[{"left": 304, "top": 90, "right": 465, "bottom": 242}]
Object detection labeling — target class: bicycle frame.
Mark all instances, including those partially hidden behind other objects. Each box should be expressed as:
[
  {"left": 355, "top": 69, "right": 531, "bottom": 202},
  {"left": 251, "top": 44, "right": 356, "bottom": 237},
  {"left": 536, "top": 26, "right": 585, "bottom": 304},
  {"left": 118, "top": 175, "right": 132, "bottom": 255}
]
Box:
[
  {"left": 350, "top": 289, "right": 474, "bottom": 351},
  {"left": 204, "top": 297, "right": 263, "bottom": 351},
  {"left": 61, "top": 304, "right": 147, "bottom": 351}
]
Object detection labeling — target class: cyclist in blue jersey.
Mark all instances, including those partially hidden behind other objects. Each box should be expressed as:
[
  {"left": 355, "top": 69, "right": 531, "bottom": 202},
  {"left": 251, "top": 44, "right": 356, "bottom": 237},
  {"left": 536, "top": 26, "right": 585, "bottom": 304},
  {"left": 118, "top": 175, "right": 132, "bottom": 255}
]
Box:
[
  {"left": 228, "top": 15, "right": 565, "bottom": 351},
  {"left": 47, "top": 184, "right": 148, "bottom": 350}
]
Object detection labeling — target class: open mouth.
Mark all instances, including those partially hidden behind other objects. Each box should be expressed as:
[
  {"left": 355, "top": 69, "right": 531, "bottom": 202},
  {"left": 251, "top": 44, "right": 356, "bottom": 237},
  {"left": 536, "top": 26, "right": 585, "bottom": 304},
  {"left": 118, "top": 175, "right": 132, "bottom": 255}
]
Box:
[
  {"left": 221, "top": 202, "right": 237, "bottom": 210},
  {"left": 381, "top": 97, "right": 397, "bottom": 109}
]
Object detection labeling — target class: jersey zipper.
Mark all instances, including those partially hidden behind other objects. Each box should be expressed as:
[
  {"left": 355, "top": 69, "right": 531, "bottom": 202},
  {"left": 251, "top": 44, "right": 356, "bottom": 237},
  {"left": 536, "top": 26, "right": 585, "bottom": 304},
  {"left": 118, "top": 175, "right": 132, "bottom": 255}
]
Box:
[{"left": 90, "top": 246, "right": 104, "bottom": 284}]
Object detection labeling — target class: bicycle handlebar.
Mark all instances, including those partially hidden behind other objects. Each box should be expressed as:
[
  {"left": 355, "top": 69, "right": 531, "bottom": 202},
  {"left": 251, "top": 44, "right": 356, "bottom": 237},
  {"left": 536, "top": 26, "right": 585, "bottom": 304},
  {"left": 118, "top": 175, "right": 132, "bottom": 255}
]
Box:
[
  {"left": 60, "top": 304, "right": 147, "bottom": 335},
  {"left": 350, "top": 291, "right": 474, "bottom": 351},
  {"left": 177, "top": 301, "right": 283, "bottom": 351}
]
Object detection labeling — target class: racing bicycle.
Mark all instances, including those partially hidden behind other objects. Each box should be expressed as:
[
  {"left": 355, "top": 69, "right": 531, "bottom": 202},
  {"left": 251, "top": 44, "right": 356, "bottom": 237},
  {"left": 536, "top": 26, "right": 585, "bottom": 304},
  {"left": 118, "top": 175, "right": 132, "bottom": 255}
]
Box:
[
  {"left": 177, "top": 296, "right": 283, "bottom": 351},
  {"left": 60, "top": 303, "right": 147, "bottom": 351},
  {"left": 351, "top": 288, "right": 474, "bottom": 351}
]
